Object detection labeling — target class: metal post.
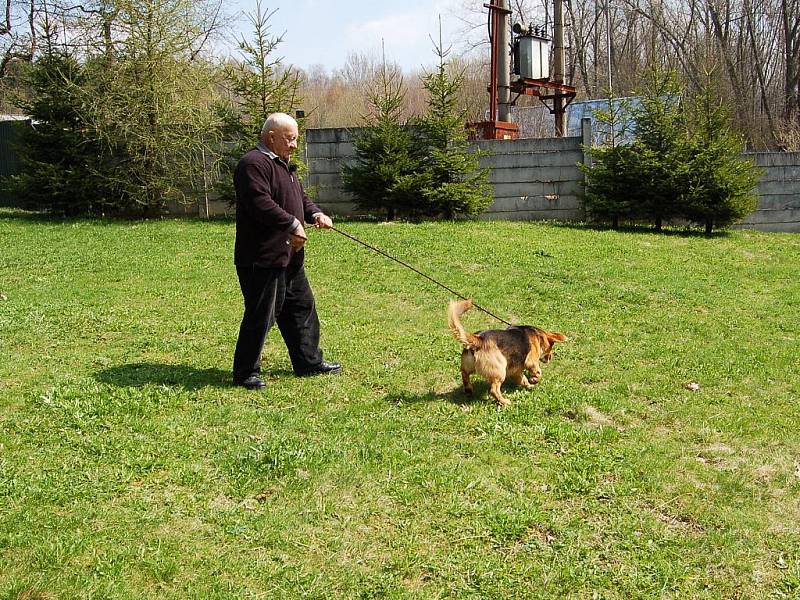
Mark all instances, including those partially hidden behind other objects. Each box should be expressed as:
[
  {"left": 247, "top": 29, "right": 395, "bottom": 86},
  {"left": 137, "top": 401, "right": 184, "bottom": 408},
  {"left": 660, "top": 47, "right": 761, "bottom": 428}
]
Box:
[
  {"left": 553, "top": 0, "right": 566, "bottom": 136},
  {"left": 497, "top": 0, "right": 511, "bottom": 122},
  {"left": 605, "top": 0, "right": 615, "bottom": 146},
  {"left": 200, "top": 147, "right": 210, "bottom": 219},
  {"left": 488, "top": 0, "right": 500, "bottom": 123}
]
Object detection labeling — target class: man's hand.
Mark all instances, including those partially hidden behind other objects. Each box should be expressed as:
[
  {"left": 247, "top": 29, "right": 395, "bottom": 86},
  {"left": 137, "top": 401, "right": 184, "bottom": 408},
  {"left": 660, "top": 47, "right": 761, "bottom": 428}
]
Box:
[
  {"left": 289, "top": 224, "right": 308, "bottom": 250},
  {"left": 314, "top": 213, "right": 333, "bottom": 229}
]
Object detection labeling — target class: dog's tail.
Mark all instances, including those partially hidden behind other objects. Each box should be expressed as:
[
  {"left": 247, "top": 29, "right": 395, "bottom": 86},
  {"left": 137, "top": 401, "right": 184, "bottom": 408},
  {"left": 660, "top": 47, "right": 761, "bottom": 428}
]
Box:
[{"left": 447, "top": 299, "right": 482, "bottom": 350}]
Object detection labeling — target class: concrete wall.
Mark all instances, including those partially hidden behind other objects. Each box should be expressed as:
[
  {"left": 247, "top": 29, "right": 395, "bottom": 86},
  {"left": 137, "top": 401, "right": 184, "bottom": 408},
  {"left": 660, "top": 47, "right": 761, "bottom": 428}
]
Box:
[
  {"left": 471, "top": 135, "right": 586, "bottom": 221},
  {"left": 306, "top": 125, "right": 588, "bottom": 222},
  {"left": 306, "top": 125, "right": 800, "bottom": 232},
  {"left": 305, "top": 127, "right": 359, "bottom": 216},
  {"left": 739, "top": 152, "right": 800, "bottom": 233},
  {"left": 2, "top": 117, "right": 797, "bottom": 230}
]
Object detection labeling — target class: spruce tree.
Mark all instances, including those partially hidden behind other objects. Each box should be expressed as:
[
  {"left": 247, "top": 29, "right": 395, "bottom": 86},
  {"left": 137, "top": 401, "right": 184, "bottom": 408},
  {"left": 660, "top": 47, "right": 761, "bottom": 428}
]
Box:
[
  {"left": 216, "top": 0, "right": 304, "bottom": 204},
  {"left": 580, "top": 143, "right": 641, "bottom": 228},
  {"left": 628, "top": 68, "right": 688, "bottom": 230},
  {"left": 341, "top": 58, "right": 416, "bottom": 220},
  {"left": 82, "top": 0, "right": 226, "bottom": 216},
  {"left": 8, "top": 0, "right": 227, "bottom": 216},
  {"left": 4, "top": 52, "right": 116, "bottom": 215},
  {"left": 680, "top": 74, "right": 760, "bottom": 234},
  {"left": 581, "top": 66, "right": 692, "bottom": 230},
  {"left": 409, "top": 30, "right": 492, "bottom": 219},
  {"left": 580, "top": 96, "right": 638, "bottom": 227}
]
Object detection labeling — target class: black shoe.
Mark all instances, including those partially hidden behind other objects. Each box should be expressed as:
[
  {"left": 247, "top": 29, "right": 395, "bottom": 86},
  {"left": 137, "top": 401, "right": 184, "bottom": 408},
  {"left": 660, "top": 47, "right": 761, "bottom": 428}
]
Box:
[
  {"left": 233, "top": 374, "right": 266, "bottom": 390},
  {"left": 295, "top": 361, "right": 342, "bottom": 377}
]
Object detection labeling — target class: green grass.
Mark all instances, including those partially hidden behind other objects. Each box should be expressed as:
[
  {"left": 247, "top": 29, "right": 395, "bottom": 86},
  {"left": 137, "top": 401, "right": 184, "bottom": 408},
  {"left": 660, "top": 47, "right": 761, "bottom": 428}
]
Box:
[{"left": 1, "top": 208, "right": 799, "bottom": 599}]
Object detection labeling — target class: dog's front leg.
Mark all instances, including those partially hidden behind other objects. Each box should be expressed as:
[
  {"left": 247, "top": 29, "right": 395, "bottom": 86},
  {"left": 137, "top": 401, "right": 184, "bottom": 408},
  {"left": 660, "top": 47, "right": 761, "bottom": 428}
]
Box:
[
  {"left": 488, "top": 379, "right": 510, "bottom": 407},
  {"left": 514, "top": 373, "right": 535, "bottom": 389},
  {"left": 526, "top": 361, "right": 542, "bottom": 384}
]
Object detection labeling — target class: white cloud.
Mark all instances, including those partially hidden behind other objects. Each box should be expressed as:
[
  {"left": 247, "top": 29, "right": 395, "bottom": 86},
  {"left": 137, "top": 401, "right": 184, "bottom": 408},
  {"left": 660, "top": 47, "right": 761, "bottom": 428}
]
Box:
[
  {"left": 343, "top": 1, "right": 462, "bottom": 67},
  {"left": 230, "top": 0, "right": 469, "bottom": 72}
]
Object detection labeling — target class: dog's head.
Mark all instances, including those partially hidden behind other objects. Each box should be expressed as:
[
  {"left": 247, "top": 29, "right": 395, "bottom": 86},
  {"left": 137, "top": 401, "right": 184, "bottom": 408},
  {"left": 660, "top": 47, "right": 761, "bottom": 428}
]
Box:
[{"left": 524, "top": 327, "right": 568, "bottom": 363}]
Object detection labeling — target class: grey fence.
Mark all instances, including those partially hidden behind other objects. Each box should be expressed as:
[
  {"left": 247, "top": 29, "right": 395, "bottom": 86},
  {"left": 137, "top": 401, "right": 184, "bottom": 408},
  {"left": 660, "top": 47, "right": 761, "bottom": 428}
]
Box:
[
  {"left": 305, "top": 124, "right": 588, "bottom": 222},
  {"left": 1, "top": 117, "right": 798, "bottom": 231},
  {"left": 741, "top": 152, "right": 800, "bottom": 232},
  {"left": 306, "top": 122, "right": 800, "bottom": 232}
]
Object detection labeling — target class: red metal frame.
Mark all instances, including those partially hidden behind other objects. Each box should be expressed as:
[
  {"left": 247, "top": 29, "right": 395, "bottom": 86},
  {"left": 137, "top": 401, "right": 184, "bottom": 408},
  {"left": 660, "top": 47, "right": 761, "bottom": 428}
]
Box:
[
  {"left": 509, "top": 77, "right": 577, "bottom": 113},
  {"left": 469, "top": 1, "right": 520, "bottom": 140},
  {"left": 468, "top": 120, "right": 519, "bottom": 141},
  {"left": 468, "top": 0, "right": 577, "bottom": 139}
]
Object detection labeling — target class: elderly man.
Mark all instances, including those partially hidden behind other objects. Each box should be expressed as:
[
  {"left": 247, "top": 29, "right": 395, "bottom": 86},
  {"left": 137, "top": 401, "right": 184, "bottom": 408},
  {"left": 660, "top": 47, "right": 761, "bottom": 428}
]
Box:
[{"left": 232, "top": 112, "right": 341, "bottom": 390}]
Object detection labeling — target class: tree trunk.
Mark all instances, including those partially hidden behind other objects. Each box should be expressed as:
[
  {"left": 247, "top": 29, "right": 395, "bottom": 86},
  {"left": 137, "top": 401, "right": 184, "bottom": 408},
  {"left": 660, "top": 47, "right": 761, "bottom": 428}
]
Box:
[
  {"left": 783, "top": 0, "right": 800, "bottom": 120},
  {"left": 2, "top": 0, "right": 10, "bottom": 35},
  {"left": 744, "top": 0, "right": 778, "bottom": 144}
]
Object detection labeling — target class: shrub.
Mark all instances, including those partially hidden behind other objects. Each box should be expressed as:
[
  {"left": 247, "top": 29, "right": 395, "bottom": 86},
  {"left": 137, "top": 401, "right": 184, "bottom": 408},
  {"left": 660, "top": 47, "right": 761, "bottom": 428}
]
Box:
[
  {"left": 581, "top": 66, "right": 761, "bottom": 233},
  {"left": 3, "top": 54, "right": 117, "bottom": 216},
  {"left": 341, "top": 62, "right": 418, "bottom": 220},
  {"left": 342, "top": 37, "right": 492, "bottom": 221}
]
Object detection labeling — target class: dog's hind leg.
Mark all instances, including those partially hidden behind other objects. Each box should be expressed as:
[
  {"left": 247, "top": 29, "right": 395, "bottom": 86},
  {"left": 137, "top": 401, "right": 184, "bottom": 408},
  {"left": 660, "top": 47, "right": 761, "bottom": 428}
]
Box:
[
  {"left": 460, "top": 349, "right": 475, "bottom": 394},
  {"left": 461, "top": 368, "right": 473, "bottom": 394}
]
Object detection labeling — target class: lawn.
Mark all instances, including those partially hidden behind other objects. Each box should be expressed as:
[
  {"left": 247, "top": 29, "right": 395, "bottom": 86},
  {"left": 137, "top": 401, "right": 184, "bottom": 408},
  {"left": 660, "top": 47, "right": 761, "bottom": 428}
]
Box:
[{"left": 1, "top": 208, "right": 799, "bottom": 599}]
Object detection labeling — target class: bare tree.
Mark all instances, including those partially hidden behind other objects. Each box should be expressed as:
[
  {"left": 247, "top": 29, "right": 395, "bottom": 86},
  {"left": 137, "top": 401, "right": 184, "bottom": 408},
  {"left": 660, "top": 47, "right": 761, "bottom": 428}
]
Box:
[
  {"left": 1, "top": 0, "right": 35, "bottom": 86},
  {"left": 780, "top": 0, "right": 800, "bottom": 120}
]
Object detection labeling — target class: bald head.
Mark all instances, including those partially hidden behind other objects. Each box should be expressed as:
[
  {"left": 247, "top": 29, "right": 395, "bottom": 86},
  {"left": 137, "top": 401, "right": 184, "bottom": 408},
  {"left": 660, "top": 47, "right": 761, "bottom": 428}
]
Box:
[
  {"left": 261, "top": 113, "right": 297, "bottom": 139},
  {"left": 261, "top": 112, "right": 299, "bottom": 161}
]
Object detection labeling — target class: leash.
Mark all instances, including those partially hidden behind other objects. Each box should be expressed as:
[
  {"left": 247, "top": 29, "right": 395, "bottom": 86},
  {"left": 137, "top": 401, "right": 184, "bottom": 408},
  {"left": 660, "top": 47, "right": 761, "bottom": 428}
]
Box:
[{"left": 329, "top": 225, "right": 514, "bottom": 327}]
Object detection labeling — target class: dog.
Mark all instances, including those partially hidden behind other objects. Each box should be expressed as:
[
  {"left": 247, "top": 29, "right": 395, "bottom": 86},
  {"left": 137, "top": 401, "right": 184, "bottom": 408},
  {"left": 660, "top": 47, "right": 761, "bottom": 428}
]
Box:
[{"left": 447, "top": 299, "right": 567, "bottom": 407}]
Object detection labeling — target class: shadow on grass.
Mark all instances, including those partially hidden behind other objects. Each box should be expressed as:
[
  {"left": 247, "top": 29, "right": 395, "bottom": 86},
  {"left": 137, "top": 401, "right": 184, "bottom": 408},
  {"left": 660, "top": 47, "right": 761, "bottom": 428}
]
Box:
[
  {"left": 94, "top": 362, "right": 232, "bottom": 390},
  {"left": 548, "top": 220, "right": 731, "bottom": 238},
  {"left": 0, "top": 207, "right": 235, "bottom": 223},
  {"left": 384, "top": 382, "right": 488, "bottom": 406}
]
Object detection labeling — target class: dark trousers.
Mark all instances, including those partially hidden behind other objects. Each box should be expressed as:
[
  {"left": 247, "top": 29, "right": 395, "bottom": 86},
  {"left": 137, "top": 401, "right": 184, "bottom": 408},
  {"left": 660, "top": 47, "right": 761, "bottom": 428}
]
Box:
[{"left": 232, "top": 261, "right": 323, "bottom": 380}]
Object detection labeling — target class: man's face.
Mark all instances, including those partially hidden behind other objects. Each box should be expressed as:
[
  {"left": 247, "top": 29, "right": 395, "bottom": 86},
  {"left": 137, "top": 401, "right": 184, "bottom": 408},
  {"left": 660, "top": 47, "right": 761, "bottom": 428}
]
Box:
[{"left": 266, "top": 123, "right": 299, "bottom": 161}]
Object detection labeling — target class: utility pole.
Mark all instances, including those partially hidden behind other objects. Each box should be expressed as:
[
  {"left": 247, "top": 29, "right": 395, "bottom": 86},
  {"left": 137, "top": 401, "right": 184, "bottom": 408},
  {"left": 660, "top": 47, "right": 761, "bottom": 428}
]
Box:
[
  {"left": 473, "top": 0, "right": 574, "bottom": 139},
  {"left": 475, "top": 0, "right": 518, "bottom": 139},
  {"left": 497, "top": 0, "right": 511, "bottom": 122},
  {"left": 552, "top": 0, "right": 567, "bottom": 136}
]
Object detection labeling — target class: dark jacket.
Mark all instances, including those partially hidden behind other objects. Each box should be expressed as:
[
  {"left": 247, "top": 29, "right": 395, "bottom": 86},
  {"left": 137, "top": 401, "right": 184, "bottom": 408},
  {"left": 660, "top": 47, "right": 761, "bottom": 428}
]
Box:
[{"left": 233, "top": 148, "right": 321, "bottom": 267}]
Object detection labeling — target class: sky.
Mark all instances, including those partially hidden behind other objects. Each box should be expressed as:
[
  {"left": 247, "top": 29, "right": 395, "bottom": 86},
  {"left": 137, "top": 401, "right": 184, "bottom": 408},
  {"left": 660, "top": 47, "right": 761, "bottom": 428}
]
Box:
[{"left": 223, "top": 0, "right": 477, "bottom": 74}]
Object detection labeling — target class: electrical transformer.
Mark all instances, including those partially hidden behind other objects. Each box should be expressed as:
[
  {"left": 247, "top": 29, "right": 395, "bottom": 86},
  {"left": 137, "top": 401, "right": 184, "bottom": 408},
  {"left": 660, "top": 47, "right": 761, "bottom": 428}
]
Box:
[{"left": 514, "top": 34, "right": 551, "bottom": 80}]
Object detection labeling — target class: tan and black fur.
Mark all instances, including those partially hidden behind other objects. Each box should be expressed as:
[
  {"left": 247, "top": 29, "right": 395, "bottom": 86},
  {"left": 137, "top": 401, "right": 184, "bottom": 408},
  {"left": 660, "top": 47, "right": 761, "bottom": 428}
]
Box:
[{"left": 447, "top": 299, "right": 567, "bottom": 407}]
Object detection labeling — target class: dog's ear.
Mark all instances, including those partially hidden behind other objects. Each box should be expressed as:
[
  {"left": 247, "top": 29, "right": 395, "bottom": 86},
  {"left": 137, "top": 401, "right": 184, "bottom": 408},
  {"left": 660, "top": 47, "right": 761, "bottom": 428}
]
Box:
[{"left": 547, "top": 331, "right": 568, "bottom": 343}]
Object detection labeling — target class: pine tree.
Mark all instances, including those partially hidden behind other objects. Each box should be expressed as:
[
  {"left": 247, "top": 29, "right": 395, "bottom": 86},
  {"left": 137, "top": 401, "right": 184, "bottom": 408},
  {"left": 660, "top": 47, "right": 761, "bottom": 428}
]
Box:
[
  {"left": 680, "top": 73, "right": 760, "bottom": 233},
  {"left": 580, "top": 143, "right": 641, "bottom": 228},
  {"left": 341, "top": 58, "right": 416, "bottom": 220},
  {"left": 4, "top": 52, "right": 116, "bottom": 215},
  {"left": 409, "top": 28, "right": 492, "bottom": 219},
  {"left": 580, "top": 96, "right": 638, "bottom": 227},
  {"left": 628, "top": 67, "right": 688, "bottom": 230},
  {"left": 6, "top": 0, "right": 226, "bottom": 217},
  {"left": 216, "top": 0, "right": 304, "bottom": 204},
  {"left": 581, "top": 66, "right": 691, "bottom": 230},
  {"left": 82, "top": 0, "right": 226, "bottom": 216}
]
